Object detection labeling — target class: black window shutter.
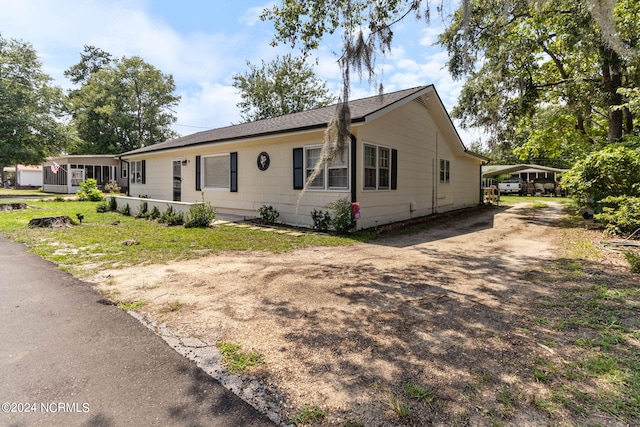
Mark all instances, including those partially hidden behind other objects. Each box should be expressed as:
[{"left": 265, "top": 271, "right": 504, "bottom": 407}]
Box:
[
  {"left": 141, "top": 160, "right": 146, "bottom": 184},
  {"left": 293, "top": 148, "right": 304, "bottom": 189},
  {"left": 195, "top": 155, "right": 201, "bottom": 191},
  {"left": 230, "top": 152, "right": 238, "bottom": 192},
  {"left": 391, "top": 149, "right": 398, "bottom": 190}
]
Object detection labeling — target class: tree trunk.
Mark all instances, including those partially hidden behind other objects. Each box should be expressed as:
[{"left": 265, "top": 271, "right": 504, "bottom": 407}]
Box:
[
  {"left": 624, "top": 107, "right": 633, "bottom": 135},
  {"left": 600, "top": 45, "right": 623, "bottom": 143}
]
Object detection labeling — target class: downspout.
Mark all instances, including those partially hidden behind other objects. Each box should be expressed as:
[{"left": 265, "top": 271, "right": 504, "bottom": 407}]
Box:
[
  {"left": 434, "top": 132, "right": 438, "bottom": 214},
  {"left": 350, "top": 134, "right": 357, "bottom": 203}
]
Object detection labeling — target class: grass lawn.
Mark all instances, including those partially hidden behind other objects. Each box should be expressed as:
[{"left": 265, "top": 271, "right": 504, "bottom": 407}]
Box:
[
  {"left": 499, "top": 194, "right": 574, "bottom": 206},
  {"left": 0, "top": 200, "right": 365, "bottom": 276}
]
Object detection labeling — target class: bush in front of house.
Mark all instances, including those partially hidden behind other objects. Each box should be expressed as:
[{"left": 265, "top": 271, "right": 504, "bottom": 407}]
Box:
[
  {"left": 119, "top": 203, "right": 131, "bottom": 216},
  {"left": 149, "top": 205, "right": 161, "bottom": 220},
  {"left": 185, "top": 201, "right": 216, "bottom": 228},
  {"left": 135, "top": 201, "right": 149, "bottom": 219},
  {"left": 311, "top": 208, "right": 331, "bottom": 232},
  {"left": 96, "top": 200, "right": 109, "bottom": 213},
  {"left": 595, "top": 196, "right": 640, "bottom": 236},
  {"left": 159, "top": 205, "right": 184, "bottom": 226},
  {"left": 76, "top": 178, "right": 105, "bottom": 202},
  {"left": 108, "top": 196, "right": 118, "bottom": 211},
  {"left": 258, "top": 205, "right": 279, "bottom": 225},
  {"left": 328, "top": 197, "right": 356, "bottom": 234}
]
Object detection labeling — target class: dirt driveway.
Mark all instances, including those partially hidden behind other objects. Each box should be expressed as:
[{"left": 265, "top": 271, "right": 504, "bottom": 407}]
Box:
[{"left": 90, "top": 202, "right": 630, "bottom": 426}]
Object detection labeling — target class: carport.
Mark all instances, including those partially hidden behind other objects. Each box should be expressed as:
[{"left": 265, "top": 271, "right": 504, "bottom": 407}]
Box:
[
  {"left": 481, "top": 164, "right": 567, "bottom": 185},
  {"left": 482, "top": 164, "right": 569, "bottom": 198}
]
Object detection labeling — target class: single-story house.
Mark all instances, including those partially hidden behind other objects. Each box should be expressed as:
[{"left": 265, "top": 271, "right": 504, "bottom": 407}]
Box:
[
  {"left": 118, "top": 85, "right": 488, "bottom": 230},
  {"left": 2, "top": 165, "right": 43, "bottom": 188},
  {"left": 42, "top": 155, "right": 128, "bottom": 194}
]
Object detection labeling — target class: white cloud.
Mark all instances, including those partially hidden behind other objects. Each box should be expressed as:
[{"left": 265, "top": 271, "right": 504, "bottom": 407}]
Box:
[
  {"left": 419, "top": 27, "right": 443, "bottom": 47},
  {"left": 174, "top": 83, "right": 242, "bottom": 134},
  {"left": 240, "top": 2, "right": 275, "bottom": 26}
]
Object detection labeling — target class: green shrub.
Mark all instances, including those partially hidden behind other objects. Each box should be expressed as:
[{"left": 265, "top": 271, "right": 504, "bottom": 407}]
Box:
[
  {"left": 563, "top": 142, "right": 640, "bottom": 207},
  {"left": 258, "top": 205, "right": 279, "bottom": 225},
  {"left": 311, "top": 208, "right": 331, "bottom": 232},
  {"left": 108, "top": 196, "right": 118, "bottom": 211},
  {"left": 135, "top": 201, "right": 149, "bottom": 219},
  {"left": 119, "top": 203, "right": 131, "bottom": 216},
  {"left": 149, "top": 205, "right": 161, "bottom": 220},
  {"left": 76, "top": 178, "right": 105, "bottom": 202},
  {"left": 159, "top": 205, "right": 184, "bottom": 226},
  {"left": 185, "top": 200, "right": 216, "bottom": 228},
  {"left": 54, "top": 195, "right": 65, "bottom": 202},
  {"left": 625, "top": 252, "right": 640, "bottom": 274},
  {"left": 96, "top": 200, "right": 109, "bottom": 213},
  {"left": 595, "top": 196, "right": 640, "bottom": 236},
  {"left": 328, "top": 198, "right": 356, "bottom": 234}
]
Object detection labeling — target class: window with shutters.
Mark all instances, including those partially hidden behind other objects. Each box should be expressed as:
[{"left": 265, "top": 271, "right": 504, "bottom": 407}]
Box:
[
  {"left": 304, "top": 145, "right": 349, "bottom": 190},
  {"left": 130, "top": 161, "right": 145, "bottom": 184},
  {"left": 204, "top": 154, "right": 230, "bottom": 189},
  {"left": 363, "top": 143, "right": 391, "bottom": 190}
]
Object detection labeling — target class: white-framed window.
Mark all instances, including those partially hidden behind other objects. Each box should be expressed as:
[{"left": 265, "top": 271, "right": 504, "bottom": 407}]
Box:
[
  {"left": 363, "top": 143, "right": 391, "bottom": 190},
  {"left": 71, "top": 169, "right": 84, "bottom": 186},
  {"left": 440, "top": 159, "right": 450, "bottom": 183},
  {"left": 130, "top": 160, "right": 145, "bottom": 184},
  {"left": 204, "top": 154, "right": 230, "bottom": 189},
  {"left": 304, "top": 145, "right": 349, "bottom": 190}
]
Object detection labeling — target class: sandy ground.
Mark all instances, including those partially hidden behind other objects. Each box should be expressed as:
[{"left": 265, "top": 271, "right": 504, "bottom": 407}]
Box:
[{"left": 89, "top": 202, "right": 630, "bottom": 426}]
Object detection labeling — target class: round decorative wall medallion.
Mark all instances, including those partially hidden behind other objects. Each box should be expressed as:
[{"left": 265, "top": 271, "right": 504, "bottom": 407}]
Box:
[{"left": 257, "top": 152, "right": 270, "bottom": 171}]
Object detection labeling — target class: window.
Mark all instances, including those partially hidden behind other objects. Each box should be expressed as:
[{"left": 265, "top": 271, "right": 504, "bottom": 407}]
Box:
[
  {"left": 130, "top": 160, "right": 145, "bottom": 184},
  {"left": 305, "top": 148, "right": 324, "bottom": 188},
  {"left": 204, "top": 155, "right": 229, "bottom": 188},
  {"left": 71, "top": 169, "right": 84, "bottom": 186},
  {"left": 363, "top": 144, "right": 391, "bottom": 190},
  {"left": 440, "top": 159, "right": 450, "bottom": 183},
  {"left": 304, "top": 146, "right": 349, "bottom": 190}
]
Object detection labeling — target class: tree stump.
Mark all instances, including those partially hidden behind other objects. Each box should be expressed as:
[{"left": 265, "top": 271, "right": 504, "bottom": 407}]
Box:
[
  {"left": 28, "top": 216, "right": 78, "bottom": 228},
  {"left": 0, "top": 203, "right": 28, "bottom": 211}
]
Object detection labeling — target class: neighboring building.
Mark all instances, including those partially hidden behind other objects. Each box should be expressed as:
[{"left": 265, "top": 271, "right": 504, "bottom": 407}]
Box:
[
  {"left": 42, "top": 155, "right": 127, "bottom": 194},
  {"left": 119, "top": 85, "right": 488, "bottom": 230},
  {"left": 481, "top": 164, "right": 568, "bottom": 186},
  {"left": 2, "top": 165, "right": 43, "bottom": 189}
]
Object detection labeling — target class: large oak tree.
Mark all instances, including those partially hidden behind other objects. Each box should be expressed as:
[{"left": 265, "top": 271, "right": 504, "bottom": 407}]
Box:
[{"left": 67, "top": 46, "right": 180, "bottom": 154}]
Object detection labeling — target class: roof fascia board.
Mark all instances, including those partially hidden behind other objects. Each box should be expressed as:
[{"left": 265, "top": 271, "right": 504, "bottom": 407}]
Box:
[{"left": 120, "top": 125, "right": 346, "bottom": 159}]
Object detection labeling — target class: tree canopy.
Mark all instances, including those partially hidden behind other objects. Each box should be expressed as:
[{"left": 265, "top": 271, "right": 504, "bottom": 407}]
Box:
[
  {"left": 67, "top": 46, "right": 180, "bottom": 154},
  {"left": 262, "top": 0, "right": 638, "bottom": 167},
  {"left": 232, "top": 54, "right": 336, "bottom": 122},
  {"left": 439, "top": 0, "right": 640, "bottom": 163},
  {"left": 0, "top": 34, "right": 71, "bottom": 167}
]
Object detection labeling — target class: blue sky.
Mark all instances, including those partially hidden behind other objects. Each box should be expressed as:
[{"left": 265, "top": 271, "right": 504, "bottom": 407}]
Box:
[{"left": 0, "top": 0, "right": 478, "bottom": 142}]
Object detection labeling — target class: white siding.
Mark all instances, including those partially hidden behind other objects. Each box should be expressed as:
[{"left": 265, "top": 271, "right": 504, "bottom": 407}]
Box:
[
  {"left": 124, "top": 97, "right": 483, "bottom": 229},
  {"left": 353, "top": 99, "right": 482, "bottom": 229}
]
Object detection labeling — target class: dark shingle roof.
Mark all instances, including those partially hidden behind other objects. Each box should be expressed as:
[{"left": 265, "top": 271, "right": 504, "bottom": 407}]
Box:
[{"left": 123, "top": 85, "right": 430, "bottom": 156}]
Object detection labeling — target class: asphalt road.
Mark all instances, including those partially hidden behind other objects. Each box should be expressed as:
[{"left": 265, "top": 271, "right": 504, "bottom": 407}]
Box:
[{"left": 0, "top": 236, "right": 275, "bottom": 427}]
